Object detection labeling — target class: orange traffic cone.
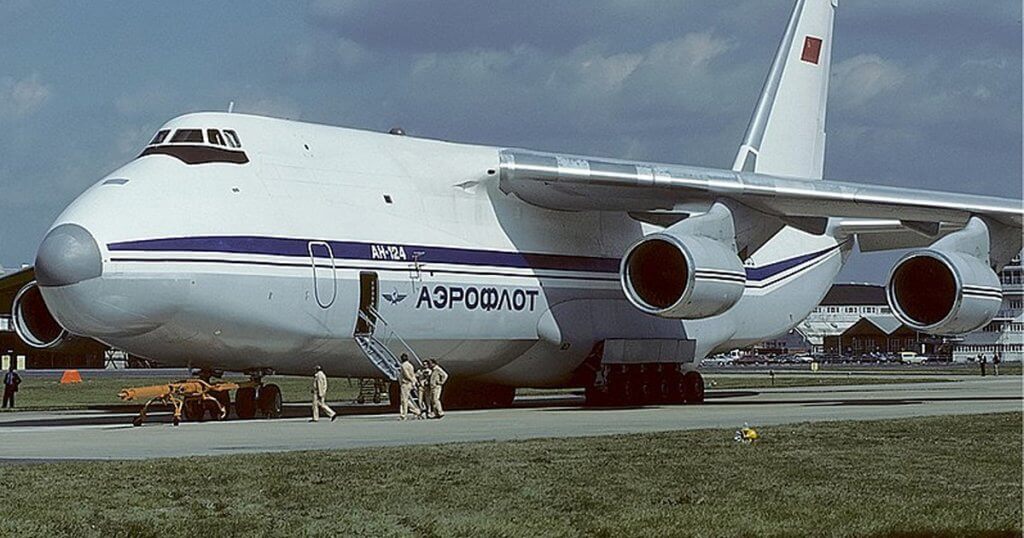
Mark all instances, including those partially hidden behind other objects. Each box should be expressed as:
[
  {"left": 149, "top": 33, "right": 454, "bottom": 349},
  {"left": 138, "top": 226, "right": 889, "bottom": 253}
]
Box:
[{"left": 60, "top": 370, "right": 83, "bottom": 384}]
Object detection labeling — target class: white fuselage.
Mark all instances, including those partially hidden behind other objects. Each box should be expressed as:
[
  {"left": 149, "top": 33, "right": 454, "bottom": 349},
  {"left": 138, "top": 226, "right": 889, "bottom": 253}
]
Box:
[{"left": 39, "top": 112, "right": 848, "bottom": 386}]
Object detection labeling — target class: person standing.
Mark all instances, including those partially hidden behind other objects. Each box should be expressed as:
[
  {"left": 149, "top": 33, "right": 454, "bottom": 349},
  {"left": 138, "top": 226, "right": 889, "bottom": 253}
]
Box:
[
  {"left": 428, "top": 359, "right": 449, "bottom": 419},
  {"left": 3, "top": 366, "right": 21, "bottom": 409},
  {"left": 979, "top": 354, "right": 987, "bottom": 377},
  {"left": 311, "top": 365, "right": 337, "bottom": 422},
  {"left": 417, "top": 361, "right": 432, "bottom": 417},
  {"left": 993, "top": 352, "right": 1001, "bottom": 376},
  {"left": 398, "top": 354, "right": 421, "bottom": 420}
]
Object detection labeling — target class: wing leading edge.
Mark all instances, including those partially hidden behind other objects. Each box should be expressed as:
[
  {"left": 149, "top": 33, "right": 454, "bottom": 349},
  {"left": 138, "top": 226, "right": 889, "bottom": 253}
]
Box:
[
  {"left": 498, "top": 149, "right": 1021, "bottom": 228},
  {"left": 498, "top": 149, "right": 1022, "bottom": 265}
]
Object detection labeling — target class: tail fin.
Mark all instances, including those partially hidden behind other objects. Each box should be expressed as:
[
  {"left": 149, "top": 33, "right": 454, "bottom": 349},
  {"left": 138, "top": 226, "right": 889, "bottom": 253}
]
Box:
[{"left": 732, "top": 0, "right": 837, "bottom": 180}]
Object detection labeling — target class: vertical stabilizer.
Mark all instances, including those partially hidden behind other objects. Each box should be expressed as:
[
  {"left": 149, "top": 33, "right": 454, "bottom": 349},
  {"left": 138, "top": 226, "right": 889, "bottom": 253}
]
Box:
[{"left": 733, "top": 0, "right": 837, "bottom": 180}]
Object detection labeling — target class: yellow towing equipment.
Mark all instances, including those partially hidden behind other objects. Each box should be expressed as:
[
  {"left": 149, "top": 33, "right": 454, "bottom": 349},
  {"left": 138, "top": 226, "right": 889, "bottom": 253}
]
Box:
[{"left": 119, "top": 379, "right": 259, "bottom": 426}]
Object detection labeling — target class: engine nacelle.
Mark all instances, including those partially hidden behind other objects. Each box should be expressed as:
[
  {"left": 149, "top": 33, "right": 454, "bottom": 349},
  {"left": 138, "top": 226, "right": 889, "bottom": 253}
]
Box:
[
  {"left": 621, "top": 233, "right": 746, "bottom": 319},
  {"left": 12, "top": 282, "right": 70, "bottom": 348},
  {"left": 886, "top": 250, "right": 1002, "bottom": 335}
]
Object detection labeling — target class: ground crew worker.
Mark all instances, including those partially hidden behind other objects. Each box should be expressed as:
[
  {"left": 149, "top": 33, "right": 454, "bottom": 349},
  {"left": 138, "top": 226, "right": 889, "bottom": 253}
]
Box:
[
  {"left": 417, "top": 360, "right": 432, "bottom": 417},
  {"left": 3, "top": 365, "right": 21, "bottom": 409},
  {"left": 398, "top": 354, "right": 421, "bottom": 420},
  {"left": 428, "top": 359, "right": 449, "bottom": 419},
  {"left": 311, "top": 365, "right": 337, "bottom": 422}
]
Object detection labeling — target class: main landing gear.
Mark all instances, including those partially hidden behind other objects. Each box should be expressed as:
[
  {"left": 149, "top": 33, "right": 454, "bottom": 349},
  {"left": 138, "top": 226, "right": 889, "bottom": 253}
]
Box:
[
  {"left": 586, "top": 364, "right": 704, "bottom": 407},
  {"left": 120, "top": 370, "right": 283, "bottom": 426}
]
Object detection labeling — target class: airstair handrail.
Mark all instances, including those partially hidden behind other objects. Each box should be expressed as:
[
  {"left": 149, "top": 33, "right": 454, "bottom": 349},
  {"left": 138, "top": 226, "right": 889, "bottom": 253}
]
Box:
[{"left": 360, "top": 305, "right": 424, "bottom": 368}]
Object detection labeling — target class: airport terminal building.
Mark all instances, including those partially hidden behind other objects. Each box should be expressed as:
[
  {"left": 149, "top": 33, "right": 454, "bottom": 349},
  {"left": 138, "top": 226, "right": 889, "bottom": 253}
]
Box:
[{"left": 951, "top": 256, "right": 1023, "bottom": 363}]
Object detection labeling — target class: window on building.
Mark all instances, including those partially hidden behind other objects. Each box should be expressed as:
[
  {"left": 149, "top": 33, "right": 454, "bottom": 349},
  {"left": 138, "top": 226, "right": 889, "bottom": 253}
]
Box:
[{"left": 170, "top": 129, "right": 204, "bottom": 143}]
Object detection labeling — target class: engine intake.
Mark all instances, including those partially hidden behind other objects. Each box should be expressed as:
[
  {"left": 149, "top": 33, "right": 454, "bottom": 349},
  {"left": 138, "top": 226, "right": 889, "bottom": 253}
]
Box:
[
  {"left": 887, "top": 250, "right": 1002, "bottom": 335},
  {"left": 12, "top": 282, "right": 69, "bottom": 348},
  {"left": 621, "top": 233, "right": 745, "bottom": 319}
]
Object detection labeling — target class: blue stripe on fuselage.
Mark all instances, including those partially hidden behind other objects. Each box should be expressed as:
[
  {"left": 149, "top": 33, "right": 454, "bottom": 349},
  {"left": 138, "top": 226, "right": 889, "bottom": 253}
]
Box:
[{"left": 108, "top": 236, "right": 840, "bottom": 283}]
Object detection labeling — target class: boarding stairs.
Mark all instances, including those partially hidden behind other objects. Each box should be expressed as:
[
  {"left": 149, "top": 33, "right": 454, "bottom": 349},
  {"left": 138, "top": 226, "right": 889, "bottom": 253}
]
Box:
[{"left": 354, "top": 305, "right": 424, "bottom": 382}]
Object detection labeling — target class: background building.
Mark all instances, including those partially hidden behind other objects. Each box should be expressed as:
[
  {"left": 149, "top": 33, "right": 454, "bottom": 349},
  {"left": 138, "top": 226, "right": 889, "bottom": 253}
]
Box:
[
  {"left": 952, "top": 256, "right": 1023, "bottom": 362},
  {"left": 796, "top": 284, "right": 891, "bottom": 353}
]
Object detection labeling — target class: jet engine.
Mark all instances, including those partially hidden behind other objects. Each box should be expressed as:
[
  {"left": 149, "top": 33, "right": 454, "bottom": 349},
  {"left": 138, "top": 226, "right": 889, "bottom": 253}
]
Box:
[
  {"left": 886, "top": 249, "right": 1002, "bottom": 335},
  {"left": 12, "top": 282, "right": 69, "bottom": 348},
  {"left": 621, "top": 231, "right": 746, "bottom": 319}
]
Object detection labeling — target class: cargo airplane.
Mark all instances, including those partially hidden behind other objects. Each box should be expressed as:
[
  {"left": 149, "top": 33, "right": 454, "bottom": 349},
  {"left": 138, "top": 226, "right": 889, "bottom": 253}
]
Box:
[{"left": 4, "top": 0, "right": 1021, "bottom": 418}]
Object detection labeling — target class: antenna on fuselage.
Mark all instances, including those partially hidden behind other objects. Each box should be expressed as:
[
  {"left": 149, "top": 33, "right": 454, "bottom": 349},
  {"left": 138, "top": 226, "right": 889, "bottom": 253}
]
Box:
[{"left": 227, "top": 101, "right": 235, "bottom": 113}]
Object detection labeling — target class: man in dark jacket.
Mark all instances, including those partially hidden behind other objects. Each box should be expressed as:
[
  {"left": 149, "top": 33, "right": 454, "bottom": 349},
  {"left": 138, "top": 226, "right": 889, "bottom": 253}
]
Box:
[{"left": 3, "top": 366, "right": 21, "bottom": 408}]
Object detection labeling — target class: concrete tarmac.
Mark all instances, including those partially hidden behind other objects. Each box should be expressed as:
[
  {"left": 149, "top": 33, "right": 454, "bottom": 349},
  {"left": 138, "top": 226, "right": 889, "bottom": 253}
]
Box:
[{"left": 0, "top": 376, "right": 1019, "bottom": 461}]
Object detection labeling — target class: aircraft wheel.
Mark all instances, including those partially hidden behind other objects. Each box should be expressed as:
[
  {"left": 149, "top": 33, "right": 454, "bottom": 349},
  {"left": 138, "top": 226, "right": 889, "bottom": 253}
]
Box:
[
  {"left": 207, "top": 391, "right": 230, "bottom": 420},
  {"left": 258, "top": 383, "right": 283, "bottom": 418},
  {"left": 491, "top": 386, "right": 516, "bottom": 408},
  {"left": 624, "top": 369, "right": 643, "bottom": 406},
  {"left": 681, "top": 371, "right": 705, "bottom": 404},
  {"left": 183, "top": 398, "right": 205, "bottom": 422},
  {"left": 386, "top": 382, "right": 400, "bottom": 410},
  {"left": 655, "top": 365, "right": 674, "bottom": 404},
  {"left": 235, "top": 387, "right": 257, "bottom": 419},
  {"left": 585, "top": 384, "right": 610, "bottom": 407},
  {"left": 606, "top": 366, "right": 628, "bottom": 406},
  {"left": 665, "top": 369, "right": 684, "bottom": 404}
]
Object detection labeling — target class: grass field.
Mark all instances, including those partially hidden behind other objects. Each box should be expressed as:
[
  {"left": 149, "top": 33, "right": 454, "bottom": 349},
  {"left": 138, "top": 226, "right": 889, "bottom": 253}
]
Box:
[
  {"left": 3, "top": 413, "right": 1020, "bottom": 537},
  {"left": 1, "top": 373, "right": 957, "bottom": 412}
]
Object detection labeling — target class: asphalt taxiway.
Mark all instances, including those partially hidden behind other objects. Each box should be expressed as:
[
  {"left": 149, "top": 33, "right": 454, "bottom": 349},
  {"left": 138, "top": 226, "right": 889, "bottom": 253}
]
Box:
[{"left": 0, "top": 376, "right": 1019, "bottom": 461}]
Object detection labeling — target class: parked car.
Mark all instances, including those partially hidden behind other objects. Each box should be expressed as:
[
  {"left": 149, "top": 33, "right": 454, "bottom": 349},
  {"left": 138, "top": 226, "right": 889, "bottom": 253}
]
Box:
[{"left": 898, "top": 352, "right": 929, "bottom": 365}]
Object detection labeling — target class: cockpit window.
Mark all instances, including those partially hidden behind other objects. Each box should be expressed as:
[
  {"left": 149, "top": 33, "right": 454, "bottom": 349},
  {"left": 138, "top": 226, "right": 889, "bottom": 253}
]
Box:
[
  {"left": 149, "top": 130, "right": 170, "bottom": 145},
  {"left": 170, "top": 129, "right": 204, "bottom": 143},
  {"left": 223, "top": 130, "right": 241, "bottom": 148},
  {"left": 207, "top": 129, "right": 225, "bottom": 146}
]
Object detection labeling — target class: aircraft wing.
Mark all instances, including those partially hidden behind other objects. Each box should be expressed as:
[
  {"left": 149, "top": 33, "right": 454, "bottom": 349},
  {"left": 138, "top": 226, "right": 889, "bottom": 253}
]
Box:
[{"left": 498, "top": 149, "right": 1022, "bottom": 235}]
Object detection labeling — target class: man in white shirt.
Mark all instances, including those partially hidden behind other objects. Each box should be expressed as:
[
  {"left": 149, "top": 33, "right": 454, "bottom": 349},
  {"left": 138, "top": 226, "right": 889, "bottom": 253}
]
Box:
[
  {"left": 311, "top": 365, "right": 337, "bottom": 422},
  {"left": 398, "top": 354, "right": 422, "bottom": 420}
]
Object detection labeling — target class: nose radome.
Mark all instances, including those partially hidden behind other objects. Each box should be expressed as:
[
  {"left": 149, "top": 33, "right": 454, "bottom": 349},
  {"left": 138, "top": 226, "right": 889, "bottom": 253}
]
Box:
[{"left": 35, "top": 224, "right": 103, "bottom": 287}]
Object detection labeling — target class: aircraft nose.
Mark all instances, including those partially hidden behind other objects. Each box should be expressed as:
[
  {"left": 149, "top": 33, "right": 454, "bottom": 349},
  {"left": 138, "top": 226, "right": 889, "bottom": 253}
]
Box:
[{"left": 34, "top": 224, "right": 103, "bottom": 287}]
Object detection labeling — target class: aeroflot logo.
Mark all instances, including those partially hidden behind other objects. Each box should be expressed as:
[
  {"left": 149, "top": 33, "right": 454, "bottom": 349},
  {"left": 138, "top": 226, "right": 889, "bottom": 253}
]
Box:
[
  {"left": 371, "top": 244, "right": 408, "bottom": 261},
  {"left": 416, "top": 285, "right": 540, "bottom": 312}
]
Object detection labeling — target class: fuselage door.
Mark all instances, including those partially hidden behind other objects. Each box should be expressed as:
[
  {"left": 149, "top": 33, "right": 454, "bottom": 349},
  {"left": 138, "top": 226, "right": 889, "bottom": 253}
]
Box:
[
  {"left": 308, "top": 241, "right": 337, "bottom": 309},
  {"left": 356, "top": 272, "right": 379, "bottom": 335}
]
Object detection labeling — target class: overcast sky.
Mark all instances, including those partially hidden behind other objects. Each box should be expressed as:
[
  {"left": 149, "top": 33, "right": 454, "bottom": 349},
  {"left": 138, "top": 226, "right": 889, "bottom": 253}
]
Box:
[{"left": 0, "top": 1, "right": 1020, "bottom": 282}]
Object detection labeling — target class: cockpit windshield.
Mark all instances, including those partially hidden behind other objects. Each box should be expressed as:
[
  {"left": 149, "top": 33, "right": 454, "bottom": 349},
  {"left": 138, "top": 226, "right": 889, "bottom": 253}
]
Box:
[
  {"left": 149, "top": 130, "right": 170, "bottom": 145},
  {"left": 140, "top": 127, "right": 248, "bottom": 164},
  {"left": 169, "top": 129, "right": 204, "bottom": 143}
]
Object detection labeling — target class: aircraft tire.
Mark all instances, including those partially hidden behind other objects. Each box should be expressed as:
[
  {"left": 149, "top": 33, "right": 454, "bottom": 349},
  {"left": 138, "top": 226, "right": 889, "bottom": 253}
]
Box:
[
  {"left": 681, "top": 371, "right": 705, "bottom": 404},
  {"left": 209, "top": 390, "right": 231, "bottom": 420},
  {"left": 235, "top": 387, "right": 257, "bottom": 419},
  {"left": 258, "top": 384, "right": 283, "bottom": 418},
  {"left": 665, "top": 369, "right": 684, "bottom": 404},
  {"left": 584, "top": 385, "right": 601, "bottom": 406},
  {"left": 386, "top": 382, "right": 400, "bottom": 410},
  {"left": 606, "top": 366, "right": 628, "bottom": 406},
  {"left": 183, "top": 398, "right": 205, "bottom": 422}
]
